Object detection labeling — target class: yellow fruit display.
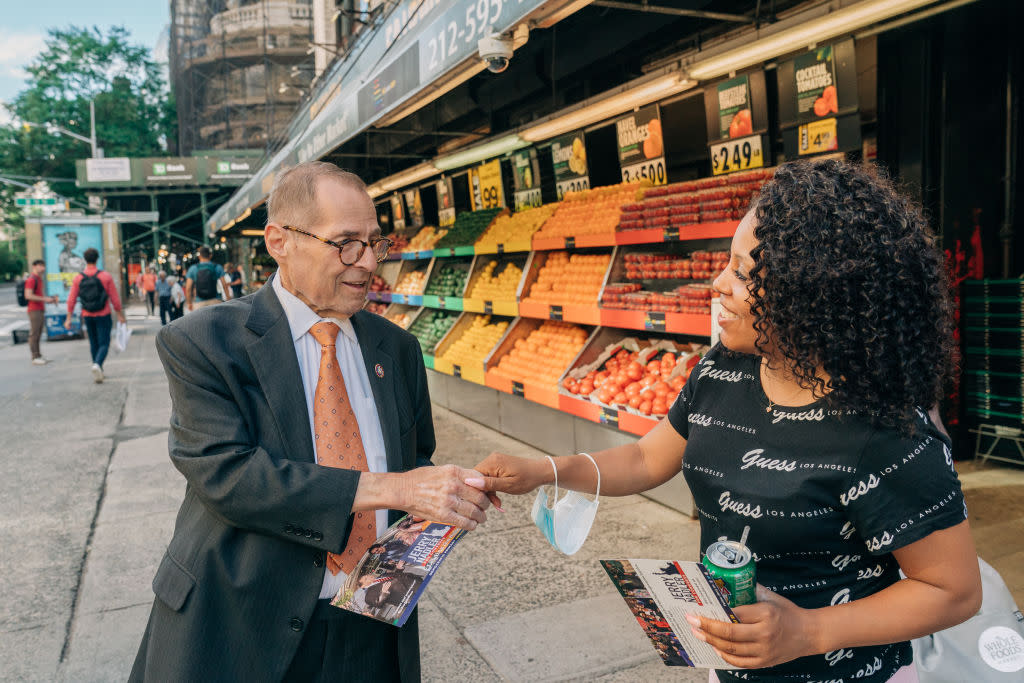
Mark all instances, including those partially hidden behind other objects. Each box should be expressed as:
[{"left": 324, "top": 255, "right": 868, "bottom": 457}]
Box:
[
  {"left": 406, "top": 225, "right": 448, "bottom": 251},
  {"left": 475, "top": 204, "right": 557, "bottom": 249},
  {"left": 467, "top": 260, "right": 523, "bottom": 301},
  {"left": 437, "top": 315, "right": 509, "bottom": 366},
  {"left": 393, "top": 270, "right": 428, "bottom": 295},
  {"left": 492, "top": 321, "right": 589, "bottom": 389}
]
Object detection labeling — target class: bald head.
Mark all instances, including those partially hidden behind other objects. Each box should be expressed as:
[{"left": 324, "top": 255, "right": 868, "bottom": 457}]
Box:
[{"left": 266, "top": 161, "right": 368, "bottom": 229}]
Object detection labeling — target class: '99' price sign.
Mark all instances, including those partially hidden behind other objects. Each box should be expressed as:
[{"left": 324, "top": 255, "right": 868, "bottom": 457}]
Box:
[
  {"left": 710, "top": 134, "right": 765, "bottom": 176},
  {"left": 473, "top": 158, "right": 505, "bottom": 210},
  {"left": 620, "top": 158, "right": 667, "bottom": 185}
]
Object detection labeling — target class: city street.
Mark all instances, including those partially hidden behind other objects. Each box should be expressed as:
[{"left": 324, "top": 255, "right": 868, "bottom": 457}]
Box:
[{"left": 0, "top": 301, "right": 707, "bottom": 682}]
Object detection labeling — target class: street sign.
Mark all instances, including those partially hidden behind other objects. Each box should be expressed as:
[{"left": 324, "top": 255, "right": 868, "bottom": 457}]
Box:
[
  {"left": 104, "top": 211, "right": 160, "bottom": 223},
  {"left": 15, "top": 197, "right": 61, "bottom": 206}
]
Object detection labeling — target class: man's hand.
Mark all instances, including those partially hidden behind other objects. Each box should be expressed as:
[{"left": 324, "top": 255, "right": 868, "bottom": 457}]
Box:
[
  {"left": 49, "top": 295, "right": 59, "bottom": 304},
  {"left": 117, "top": 312, "right": 127, "bottom": 324},
  {"left": 394, "top": 464, "right": 492, "bottom": 530},
  {"left": 63, "top": 315, "right": 73, "bottom": 330},
  {"left": 467, "top": 452, "right": 551, "bottom": 495},
  {"left": 685, "top": 585, "right": 816, "bottom": 669},
  {"left": 187, "top": 302, "right": 194, "bottom": 312}
]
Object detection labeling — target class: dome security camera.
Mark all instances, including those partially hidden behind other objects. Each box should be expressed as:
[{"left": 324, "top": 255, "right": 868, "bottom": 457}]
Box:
[{"left": 478, "top": 31, "right": 514, "bottom": 73}]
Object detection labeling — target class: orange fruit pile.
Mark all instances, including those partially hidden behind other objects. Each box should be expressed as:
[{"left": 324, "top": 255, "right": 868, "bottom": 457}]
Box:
[
  {"left": 535, "top": 183, "right": 645, "bottom": 238},
  {"left": 491, "top": 321, "right": 588, "bottom": 389},
  {"left": 522, "top": 251, "right": 610, "bottom": 305}
]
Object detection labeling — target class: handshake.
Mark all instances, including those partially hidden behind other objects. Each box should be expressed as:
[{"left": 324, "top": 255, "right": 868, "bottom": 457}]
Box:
[{"left": 397, "top": 452, "right": 601, "bottom": 556}]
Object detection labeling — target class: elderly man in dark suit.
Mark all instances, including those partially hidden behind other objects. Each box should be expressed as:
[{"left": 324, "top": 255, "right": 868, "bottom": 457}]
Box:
[{"left": 130, "top": 162, "right": 492, "bottom": 682}]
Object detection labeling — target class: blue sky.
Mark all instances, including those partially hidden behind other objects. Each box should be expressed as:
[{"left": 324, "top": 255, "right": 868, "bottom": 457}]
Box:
[{"left": 0, "top": 1, "right": 170, "bottom": 111}]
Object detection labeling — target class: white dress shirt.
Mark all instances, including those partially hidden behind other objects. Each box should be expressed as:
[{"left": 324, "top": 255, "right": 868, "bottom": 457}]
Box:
[{"left": 272, "top": 275, "right": 389, "bottom": 599}]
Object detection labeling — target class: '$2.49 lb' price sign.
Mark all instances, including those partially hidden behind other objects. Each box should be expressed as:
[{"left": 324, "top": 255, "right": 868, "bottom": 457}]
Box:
[{"left": 710, "top": 134, "right": 764, "bottom": 176}]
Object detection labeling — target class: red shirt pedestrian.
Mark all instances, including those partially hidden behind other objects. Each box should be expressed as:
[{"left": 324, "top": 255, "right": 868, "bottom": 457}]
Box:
[{"left": 66, "top": 265, "right": 124, "bottom": 318}]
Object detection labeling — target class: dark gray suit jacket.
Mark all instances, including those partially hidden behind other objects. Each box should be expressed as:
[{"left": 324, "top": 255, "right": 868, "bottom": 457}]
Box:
[{"left": 130, "top": 280, "right": 434, "bottom": 681}]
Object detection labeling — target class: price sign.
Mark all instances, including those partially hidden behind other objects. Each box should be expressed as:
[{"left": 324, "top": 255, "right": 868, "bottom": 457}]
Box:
[
  {"left": 555, "top": 177, "right": 589, "bottom": 200},
  {"left": 549, "top": 305, "right": 563, "bottom": 321},
  {"left": 620, "top": 158, "right": 667, "bottom": 185},
  {"left": 514, "top": 187, "right": 542, "bottom": 212},
  {"left": 436, "top": 178, "right": 455, "bottom": 227},
  {"left": 710, "top": 134, "right": 765, "bottom": 176},
  {"left": 453, "top": 364, "right": 462, "bottom": 378},
  {"left": 483, "top": 301, "right": 493, "bottom": 314},
  {"left": 511, "top": 381, "right": 525, "bottom": 397},
  {"left": 616, "top": 105, "right": 667, "bottom": 186},
  {"left": 644, "top": 311, "right": 667, "bottom": 332},
  {"left": 599, "top": 406, "right": 619, "bottom": 427},
  {"left": 473, "top": 158, "right": 504, "bottom": 210},
  {"left": 798, "top": 118, "right": 838, "bottom": 155}
]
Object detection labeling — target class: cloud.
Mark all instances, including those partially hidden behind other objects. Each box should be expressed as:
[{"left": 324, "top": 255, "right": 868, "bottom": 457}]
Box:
[{"left": 0, "top": 30, "right": 46, "bottom": 71}]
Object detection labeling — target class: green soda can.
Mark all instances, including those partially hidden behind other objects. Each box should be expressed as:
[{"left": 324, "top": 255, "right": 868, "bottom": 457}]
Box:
[{"left": 702, "top": 540, "right": 757, "bottom": 607}]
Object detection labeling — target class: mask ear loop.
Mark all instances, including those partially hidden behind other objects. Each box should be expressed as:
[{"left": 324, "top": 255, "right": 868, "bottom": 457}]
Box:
[
  {"left": 577, "top": 452, "right": 600, "bottom": 501},
  {"left": 543, "top": 455, "right": 558, "bottom": 509}
]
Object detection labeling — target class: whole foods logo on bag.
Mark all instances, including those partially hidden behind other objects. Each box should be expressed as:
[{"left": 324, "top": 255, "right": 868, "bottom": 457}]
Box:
[{"left": 794, "top": 46, "right": 838, "bottom": 121}]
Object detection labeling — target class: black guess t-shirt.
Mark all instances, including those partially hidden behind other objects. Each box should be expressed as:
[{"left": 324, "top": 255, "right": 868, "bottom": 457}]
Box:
[{"left": 667, "top": 344, "right": 967, "bottom": 683}]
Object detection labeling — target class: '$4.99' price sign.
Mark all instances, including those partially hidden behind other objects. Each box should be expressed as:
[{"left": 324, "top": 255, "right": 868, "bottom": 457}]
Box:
[{"left": 710, "top": 134, "right": 764, "bottom": 176}]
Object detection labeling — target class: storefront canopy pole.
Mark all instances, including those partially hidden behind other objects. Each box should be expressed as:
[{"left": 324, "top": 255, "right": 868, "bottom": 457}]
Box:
[{"left": 590, "top": 1, "right": 750, "bottom": 23}]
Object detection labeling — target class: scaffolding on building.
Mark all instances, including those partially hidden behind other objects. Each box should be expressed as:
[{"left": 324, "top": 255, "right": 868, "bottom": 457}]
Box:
[{"left": 169, "top": 0, "right": 319, "bottom": 155}]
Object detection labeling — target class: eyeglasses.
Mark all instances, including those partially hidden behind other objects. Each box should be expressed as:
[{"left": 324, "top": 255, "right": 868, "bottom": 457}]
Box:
[{"left": 279, "top": 225, "right": 393, "bottom": 265}]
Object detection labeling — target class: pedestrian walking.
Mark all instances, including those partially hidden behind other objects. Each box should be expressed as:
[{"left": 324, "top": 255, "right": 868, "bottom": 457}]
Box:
[
  {"left": 155, "top": 271, "right": 172, "bottom": 325},
  {"left": 227, "top": 262, "right": 244, "bottom": 299},
  {"left": 141, "top": 267, "right": 157, "bottom": 317},
  {"left": 167, "top": 276, "right": 185, "bottom": 320},
  {"left": 64, "top": 248, "right": 126, "bottom": 383},
  {"left": 185, "top": 246, "right": 230, "bottom": 311},
  {"left": 130, "top": 161, "right": 490, "bottom": 682},
  {"left": 22, "top": 259, "right": 59, "bottom": 365}
]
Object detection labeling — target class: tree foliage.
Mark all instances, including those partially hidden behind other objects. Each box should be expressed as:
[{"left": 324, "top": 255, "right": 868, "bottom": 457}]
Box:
[{"left": 0, "top": 26, "right": 174, "bottom": 211}]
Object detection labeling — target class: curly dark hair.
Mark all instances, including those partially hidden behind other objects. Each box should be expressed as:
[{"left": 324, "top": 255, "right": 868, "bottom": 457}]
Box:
[{"left": 748, "top": 158, "right": 956, "bottom": 435}]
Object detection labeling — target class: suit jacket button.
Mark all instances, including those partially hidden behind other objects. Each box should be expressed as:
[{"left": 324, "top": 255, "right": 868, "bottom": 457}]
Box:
[
  {"left": 284, "top": 524, "right": 294, "bottom": 533},
  {"left": 289, "top": 617, "right": 304, "bottom": 632},
  {"left": 313, "top": 532, "right": 323, "bottom": 541},
  {"left": 305, "top": 529, "right": 312, "bottom": 538},
  {"left": 313, "top": 554, "right": 324, "bottom": 568}
]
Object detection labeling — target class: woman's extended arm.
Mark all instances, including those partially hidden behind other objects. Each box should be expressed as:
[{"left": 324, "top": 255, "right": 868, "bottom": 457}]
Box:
[
  {"left": 689, "top": 520, "right": 982, "bottom": 669},
  {"left": 471, "top": 417, "right": 688, "bottom": 497}
]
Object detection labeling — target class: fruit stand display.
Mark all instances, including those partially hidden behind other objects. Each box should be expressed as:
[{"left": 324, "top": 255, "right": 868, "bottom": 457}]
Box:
[
  {"left": 364, "top": 301, "right": 388, "bottom": 315},
  {"left": 422, "top": 256, "right": 473, "bottom": 310},
  {"left": 462, "top": 253, "right": 528, "bottom": 316},
  {"left": 475, "top": 203, "right": 557, "bottom": 254},
  {"left": 408, "top": 308, "right": 460, "bottom": 367},
  {"left": 432, "top": 313, "right": 513, "bottom": 384},
  {"left": 382, "top": 303, "right": 419, "bottom": 329},
  {"left": 557, "top": 328, "right": 708, "bottom": 435},
  {"left": 532, "top": 182, "right": 645, "bottom": 249},
  {"left": 403, "top": 225, "right": 447, "bottom": 254},
  {"left": 366, "top": 263, "right": 401, "bottom": 303},
  {"left": 518, "top": 249, "right": 612, "bottom": 324},
  {"left": 389, "top": 259, "right": 434, "bottom": 305},
  {"left": 433, "top": 208, "right": 506, "bottom": 255},
  {"left": 485, "top": 319, "right": 593, "bottom": 408}
]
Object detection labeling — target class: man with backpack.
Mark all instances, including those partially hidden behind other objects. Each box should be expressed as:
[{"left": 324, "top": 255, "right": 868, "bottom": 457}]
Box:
[
  {"left": 185, "top": 246, "right": 231, "bottom": 311},
  {"left": 20, "top": 259, "right": 59, "bottom": 365},
  {"left": 64, "top": 248, "right": 126, "bottom": 383}
]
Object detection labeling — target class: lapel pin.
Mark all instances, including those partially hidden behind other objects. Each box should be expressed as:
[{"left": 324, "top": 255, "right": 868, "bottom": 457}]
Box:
[{"left": 374, "top": 363, "right": 384, "bottom": 378}]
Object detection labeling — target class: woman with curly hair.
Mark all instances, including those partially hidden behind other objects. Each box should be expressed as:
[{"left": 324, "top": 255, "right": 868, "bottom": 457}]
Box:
[{"left": 470, "top": 158, "right": 981, "bottom": 683}]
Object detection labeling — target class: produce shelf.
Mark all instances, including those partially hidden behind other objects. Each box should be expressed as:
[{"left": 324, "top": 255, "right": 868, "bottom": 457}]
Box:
[
  {"left": 599, "top": 308, "right": 711, "bottom": 335},
  {"left": 615, "top": 220, "right": 739, "bottom": 245}
]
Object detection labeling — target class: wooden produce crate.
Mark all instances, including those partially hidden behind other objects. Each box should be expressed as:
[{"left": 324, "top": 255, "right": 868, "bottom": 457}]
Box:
[
  {"left": 516, "top": 248, "right": 611, "bottom": 325},
  {"left": 367, "top": 259, "right": 404, "bottom": 303},
  {"left": 432, "top": 312, "right": 514, "bottom": 385},
  {"left": 389, "top": 258, "right": 436, "bottom": 306},
  {"left": 421, "top": 255, "right": 474, "bottom": 311}
]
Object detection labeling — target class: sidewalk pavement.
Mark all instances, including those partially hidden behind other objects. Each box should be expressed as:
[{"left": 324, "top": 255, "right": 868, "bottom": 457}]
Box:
[
  {"left": 4, "top": 302, "right": 1020, "bottom": 682},
  {"left": 1, "top": 303, "right": 705, "bottom": 682}
]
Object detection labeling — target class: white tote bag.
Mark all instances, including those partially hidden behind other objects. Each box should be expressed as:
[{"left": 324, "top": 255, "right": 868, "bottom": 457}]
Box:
[{"left": 112, "top": 321, "right": 132, "bottom": 353}]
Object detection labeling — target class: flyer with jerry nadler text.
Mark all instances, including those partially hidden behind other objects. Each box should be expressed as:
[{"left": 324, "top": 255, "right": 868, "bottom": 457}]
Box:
[{"left": 601, "top": 559, "right": 738, "bottom": 667}]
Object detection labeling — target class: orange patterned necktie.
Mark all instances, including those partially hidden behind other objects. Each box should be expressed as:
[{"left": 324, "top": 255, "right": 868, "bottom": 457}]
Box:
[{"left": 309, "top": 321, "right": 377, "bottom": 575}]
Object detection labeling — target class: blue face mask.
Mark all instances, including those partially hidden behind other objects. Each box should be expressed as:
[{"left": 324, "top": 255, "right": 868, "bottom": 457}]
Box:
[{"left": 531, "top": 454, "right": 601, "bottom": 556}]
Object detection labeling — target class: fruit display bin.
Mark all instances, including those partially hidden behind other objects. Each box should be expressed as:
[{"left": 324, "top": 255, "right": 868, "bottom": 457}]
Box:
[
  {"left": 389, "top": 259, "right": 435, "bottom": 305},
  {"left": 516, "top": 248, "right": 612, "bottom": 325},
  {"left": 432, "top": 312, "right": 515, "bottom": 385},
  {"left": 381, "top": 303, "right": 419, "bottom": 330},
  {"left": 421, "top": 255, "right": 473, "bottom": 311},
  {"left": 408, "top": 307, "right": 461, "bottom": 369},
  {"left": 556, "top": 327, "right": 707, "bottom": 436},
  {"left": 432, "top": 208, "right": 507, "bottom": 257},
  {"left": 462, "top": 253, "right": 529, "bottom": 317},
  {"left": 366, "top": 260, "right": 403, "bottom": 303},
  {"left": 474, "top": 203, "right": 557, "bottom": 255},
  {"left": 484, "top": 317, "right": 597, "bottom": 408}
]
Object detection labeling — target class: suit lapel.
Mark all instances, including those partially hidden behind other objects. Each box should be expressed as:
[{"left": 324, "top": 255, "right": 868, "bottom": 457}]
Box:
[
  {"left": 351, "top": 314, "right": 403, "bottom": 474},
  {"left": 245, "top": 282, "right": 315, "bottom": 463}
]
